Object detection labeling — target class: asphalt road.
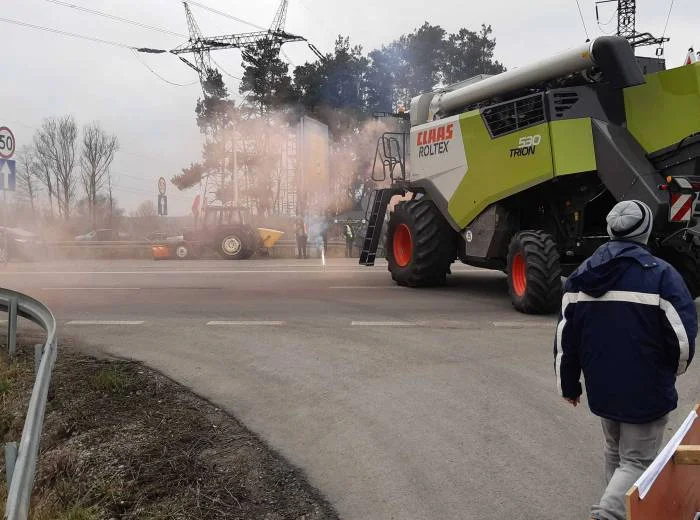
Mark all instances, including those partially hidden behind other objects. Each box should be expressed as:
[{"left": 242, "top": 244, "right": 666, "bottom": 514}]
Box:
[{"left": 2, "top": 258, "right": 699, "bottom": 520}]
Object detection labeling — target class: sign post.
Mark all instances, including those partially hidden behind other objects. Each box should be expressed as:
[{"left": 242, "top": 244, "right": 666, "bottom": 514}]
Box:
[
  {"left": 157, "top": 177, "right": 168, "bottom": 217},
  {"left": 0, "top": 127, "right": 16, "bottom": 265}
]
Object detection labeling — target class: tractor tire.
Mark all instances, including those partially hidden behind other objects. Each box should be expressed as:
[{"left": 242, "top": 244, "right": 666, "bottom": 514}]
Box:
[
  {"left": 387, "top": 199, "right": 456, "bottom": 287},
  {"left": 506, "top": 231, "right": 563, "bottom": 314},
  {"left": 174, "top": 243, "right": 191, "bottom": 260},
  {"left": 219, "top": 233, "right": 246, "bottom": 260}
]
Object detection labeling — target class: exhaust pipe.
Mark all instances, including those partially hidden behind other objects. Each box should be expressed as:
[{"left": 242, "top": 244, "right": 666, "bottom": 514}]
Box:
[{"left": 411, "top": 36, "right": 644, "bottom": 125}]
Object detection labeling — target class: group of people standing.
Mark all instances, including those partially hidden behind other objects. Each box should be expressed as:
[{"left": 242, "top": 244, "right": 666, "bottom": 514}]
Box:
[{"left": 294, "top": 217, "right": 357, "bottom": 259}]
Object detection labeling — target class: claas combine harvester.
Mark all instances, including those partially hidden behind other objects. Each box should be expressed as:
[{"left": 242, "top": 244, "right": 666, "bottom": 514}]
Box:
[{"left": 360, "top": 36, "right": 700, "bottom": 313}]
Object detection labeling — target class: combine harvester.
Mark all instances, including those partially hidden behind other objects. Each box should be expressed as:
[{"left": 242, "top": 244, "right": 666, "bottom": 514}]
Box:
[{"left": 361, "top": 36, "right": 700, "bottom": 313}]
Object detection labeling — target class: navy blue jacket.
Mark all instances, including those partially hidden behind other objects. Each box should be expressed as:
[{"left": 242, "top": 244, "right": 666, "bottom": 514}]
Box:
[{"left": 554, "top": 241, "right": 698, "bottom": 423}]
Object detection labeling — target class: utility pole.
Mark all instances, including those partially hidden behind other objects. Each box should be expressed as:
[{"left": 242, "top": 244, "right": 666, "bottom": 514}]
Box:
[
  {"left": 616, "top": 0, "right": 636, "bottom": 40},
  {"left": 165, "top": 0, "right": 321, "bottom": 97},
  {"left": 595, "top": 0, "right": 669, "bottom": 49}
]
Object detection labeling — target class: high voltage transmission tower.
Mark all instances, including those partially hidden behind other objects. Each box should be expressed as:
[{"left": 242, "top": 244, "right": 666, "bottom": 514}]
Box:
[
  {"left": 595, "top": 0, "right": 669, "bottom": 49},
  {"left": 161, "top": 0, "right": 324, "bottom": 95}
]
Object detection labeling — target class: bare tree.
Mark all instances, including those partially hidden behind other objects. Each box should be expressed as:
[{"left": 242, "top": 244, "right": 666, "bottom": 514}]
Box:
[
  {"left": 15, "top": 146, "right": 42, "bottom": 219},
  {"left": 34, "top": 116, "right": 78, "bottom": 220},
  {"left": 107, "top": 173, "right": 115, "bottom": 227},
  {"left": 34, "top": 148, "right": 55, "bottom": 218},
  {"left": 80, "top": 122, "right": 119, "bottom": 228}
]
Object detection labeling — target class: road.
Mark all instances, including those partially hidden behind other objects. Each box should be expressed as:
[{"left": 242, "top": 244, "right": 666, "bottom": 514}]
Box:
[{"left": 2, "top": 258, "right": 699, "bottom": 520}]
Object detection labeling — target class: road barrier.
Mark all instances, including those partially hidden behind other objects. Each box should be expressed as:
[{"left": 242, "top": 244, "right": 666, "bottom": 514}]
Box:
[
  {"left": 44, "top": 240, "right": 364, "bottom": 259},
  {"left": 1, "top": 289, "right": 57, "bottom": 520}
]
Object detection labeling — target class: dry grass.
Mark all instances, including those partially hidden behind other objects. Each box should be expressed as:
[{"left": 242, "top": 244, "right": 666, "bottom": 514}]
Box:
[{"left": 0, "top": 337, "right": 337, "bottom": 519}]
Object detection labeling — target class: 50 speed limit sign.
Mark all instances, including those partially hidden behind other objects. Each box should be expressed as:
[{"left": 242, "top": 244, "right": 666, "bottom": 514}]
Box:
[{"left": 0, "top": 127, "right": 15, "bottom": 159}]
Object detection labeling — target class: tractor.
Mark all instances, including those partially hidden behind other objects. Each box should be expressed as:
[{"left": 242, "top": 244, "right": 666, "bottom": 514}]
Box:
[
  {"left": 152, "top": 205, "right": 284, "bottom": 260},
  {"left": 360, "top": 36, "right": 700, "bottom": 313}
]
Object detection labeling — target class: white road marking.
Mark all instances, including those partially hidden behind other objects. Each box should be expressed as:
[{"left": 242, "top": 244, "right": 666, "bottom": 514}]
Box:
[
  {"left": 493, "top": 321, "right": 555, "bottom": 328},
  {"left": 42, "top": 287, "right": 141, "bottom": 291},
  {"left": 206, "top": 320, "right": 286, "bottom": 326},
  {"left": 351, "top": 321, "right": 417, "bottom": 327},
  {"left": 65, "top": 320, "right": 145, "bottom": 325},
  {"left": 329, "top": 286, "right": 403, "bottom": 290}
]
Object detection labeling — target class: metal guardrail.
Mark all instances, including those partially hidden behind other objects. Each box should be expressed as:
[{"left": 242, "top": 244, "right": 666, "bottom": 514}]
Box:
[
  {"left": 0, "top": 289, "right": 57, "bottom": 520},
  {"left": 46, "top": 240, "right": 152, "bottom": 247}
]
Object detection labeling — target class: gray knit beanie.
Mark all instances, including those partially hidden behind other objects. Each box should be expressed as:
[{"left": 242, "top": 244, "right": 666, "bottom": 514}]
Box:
[{"left": 606, "top": 200, "right": 654, "bottom": 245}]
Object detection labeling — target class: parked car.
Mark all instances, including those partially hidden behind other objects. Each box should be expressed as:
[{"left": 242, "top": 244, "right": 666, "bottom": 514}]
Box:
[
  {"left": 0, "top": 227, "right": 46, "bottom": 261},
  {"left": 74, "top": 229, "right": 130, "bottom": 241}
]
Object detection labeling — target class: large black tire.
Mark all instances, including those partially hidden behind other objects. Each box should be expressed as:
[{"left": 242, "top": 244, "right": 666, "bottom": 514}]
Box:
[
  {"left": 506, "top": 231, "right": 563, "bottom": 314},
  {"left": 218, "top": 232, "right": 247, "bottom": 260},
  {"left": 387, "top": 199, "right": 456, "bottom": 287}
]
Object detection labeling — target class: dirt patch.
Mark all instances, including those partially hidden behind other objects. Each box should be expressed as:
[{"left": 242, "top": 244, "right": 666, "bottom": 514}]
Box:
[{"left": 1, "top": 336, "right": 339, "bottom": 520}]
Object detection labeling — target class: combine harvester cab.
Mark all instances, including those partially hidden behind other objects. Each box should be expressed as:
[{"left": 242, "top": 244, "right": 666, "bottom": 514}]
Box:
[{"left": 360, "top": 36, "right": 700, "bottom": 313}]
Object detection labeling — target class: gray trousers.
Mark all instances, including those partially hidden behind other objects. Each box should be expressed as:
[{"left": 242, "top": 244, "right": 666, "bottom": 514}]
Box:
[{"left": 590, "top": 415, "right": 668, "bottom": 520}]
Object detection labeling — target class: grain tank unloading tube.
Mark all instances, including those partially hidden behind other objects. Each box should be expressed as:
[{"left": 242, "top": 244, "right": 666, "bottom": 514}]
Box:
[{"left": 360, "top": 35, "right": 700, "bottom": 313}]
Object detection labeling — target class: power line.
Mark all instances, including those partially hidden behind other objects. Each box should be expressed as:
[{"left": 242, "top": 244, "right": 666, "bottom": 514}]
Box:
[
  {"left": 574, "top": 0, "right": 591, "bottom": 40},
  {"left": 43, "top": 0, "right": 187, "bottom": 38},
  {"left": 131, "top": 49, "right": 199, "bottom": 87},
  {"left": 184, "top": 0, "right": 266, "bottom": 31},
  {"left": 0, "top": 15, "right": 196, "bottom": 88},
  {"left": 660, "top": 0, "right": 675, "bottom": 42},
  {"left": 210, "top": 56, "right": 242, "bottom": 80},
  {"left": 597, "top": 7, "right": 618, "bottom": 27},
  {"left": 0, "top": 15, "right": 136, "bottom": 49}
]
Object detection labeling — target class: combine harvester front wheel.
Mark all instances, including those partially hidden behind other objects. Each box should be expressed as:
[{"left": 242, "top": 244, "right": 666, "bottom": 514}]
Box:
[
  {"left": 506, "top": 231, "right": 563, "bottom": 314},
  {"left": 387, "top": 199, "right": 455, "bottom": 287}
]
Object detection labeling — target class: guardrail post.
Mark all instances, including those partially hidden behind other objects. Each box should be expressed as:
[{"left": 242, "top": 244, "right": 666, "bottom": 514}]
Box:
[
  {"left": 8, "top": 297, "right": 17, "bottom": 358},
  {"left": 34, "top": 344, "right": 43, "bottom": 374},
  {"left": 5, "top": 442, "right": 17, "bottom": 487}
]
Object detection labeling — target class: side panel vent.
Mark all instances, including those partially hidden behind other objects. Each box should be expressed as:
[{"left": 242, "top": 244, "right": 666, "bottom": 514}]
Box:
[
  {"left": 552, "top": 92, "right": 580, "bottom": 118},
  {"left": 481, "top": 94, "right": 546, "bottom": 138}
]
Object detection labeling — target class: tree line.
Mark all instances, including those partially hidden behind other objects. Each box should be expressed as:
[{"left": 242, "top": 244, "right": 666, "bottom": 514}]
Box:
[
  {"left": 15, "top": 116, "right": 120, "bottom": 228},
  {"left": 173, "top": 22, "right": 504, "bottom": 216}
]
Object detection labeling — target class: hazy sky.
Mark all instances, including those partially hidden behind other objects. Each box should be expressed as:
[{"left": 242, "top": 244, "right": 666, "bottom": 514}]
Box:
[{"left": 3, "top": 0, "right": 696, "bottom": 215}]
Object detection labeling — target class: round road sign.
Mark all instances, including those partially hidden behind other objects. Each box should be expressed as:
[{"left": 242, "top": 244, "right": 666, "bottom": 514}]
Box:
[
  {"left": 158, "top": 176, "right": 167, "bottom": 195},
  {"left": 0, "top": 127, "right": 16, "bottom": 159}
]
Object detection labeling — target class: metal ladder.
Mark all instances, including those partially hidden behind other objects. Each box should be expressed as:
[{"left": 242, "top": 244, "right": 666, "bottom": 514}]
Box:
[{"left": 359, "top": 188, "right": 397, "bottom": 266}]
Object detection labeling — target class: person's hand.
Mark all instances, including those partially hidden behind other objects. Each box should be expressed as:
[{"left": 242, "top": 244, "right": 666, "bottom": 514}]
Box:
[{"left": 564, "top": 396, "right": 581, "bottom": 407}]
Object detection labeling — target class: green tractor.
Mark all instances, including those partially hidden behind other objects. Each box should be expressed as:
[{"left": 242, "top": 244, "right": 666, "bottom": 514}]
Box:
[{"left": 361, "top": 36, "right": 700, "bottom": 313}]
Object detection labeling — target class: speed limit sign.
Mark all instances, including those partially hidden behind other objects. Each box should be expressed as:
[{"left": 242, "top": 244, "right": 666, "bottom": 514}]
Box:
[{"left": 0, "top": 127, "right": 15, "bottom": 159}]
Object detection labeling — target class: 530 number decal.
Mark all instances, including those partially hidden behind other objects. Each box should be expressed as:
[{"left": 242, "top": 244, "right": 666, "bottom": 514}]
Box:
[{"left": 518, "top": 135, "right": 542, "bottom": 148}]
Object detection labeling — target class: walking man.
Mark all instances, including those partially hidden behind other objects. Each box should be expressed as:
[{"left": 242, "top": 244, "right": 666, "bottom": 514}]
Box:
[
  {"left": 554, "top": 200, "right": 697, "bottom": 520},
  {"left": 344, "top": 222, "right": 354, "bottom": 258}
]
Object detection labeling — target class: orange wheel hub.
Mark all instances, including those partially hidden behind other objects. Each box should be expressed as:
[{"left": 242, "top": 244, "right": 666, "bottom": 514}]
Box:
[
  {"left": 512, "top": 253, "right": 527, "bottom": 297},
  {"left": 393, "top": 224, "right": 413, "bottom": 267}
]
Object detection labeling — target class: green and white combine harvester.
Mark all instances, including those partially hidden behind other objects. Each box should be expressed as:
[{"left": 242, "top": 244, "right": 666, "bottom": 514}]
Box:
[{"left": 360, "top": 36, "right": 700, "bottom": 313}]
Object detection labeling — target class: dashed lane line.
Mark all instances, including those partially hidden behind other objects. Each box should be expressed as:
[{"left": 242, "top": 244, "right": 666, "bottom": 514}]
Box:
[
  {"left": 65, "top": 320, "right": 145, "bottom": 325},
  {"left": 351, "top": 321, "right": 417, "bottom": 327},
  {"left": 329, "top": 286, "right": 403, "bottom": 290},
  {"left": 206, "top": 321, "right": 286, "bottom": 326},
  {"left": 42, "top": 287, "right": 141, "bottom": 291},
  {"left": 54, "top": 319, "right": 555, "bottom": 329}
]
